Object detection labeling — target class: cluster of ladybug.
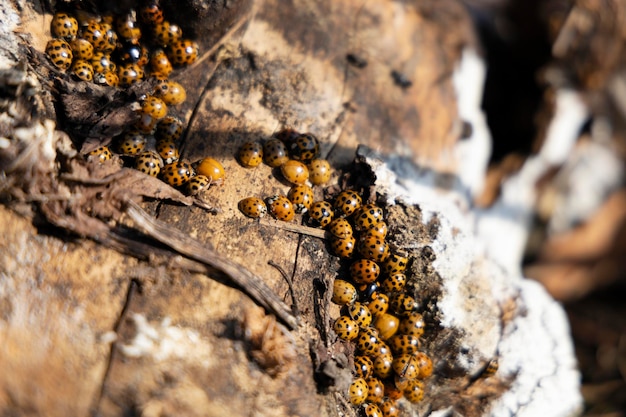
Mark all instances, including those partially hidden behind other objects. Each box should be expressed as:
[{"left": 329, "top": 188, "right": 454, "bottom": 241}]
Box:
[
  {"left": 236, "top": 131, "right": 430, "bottom": 416},
  {"left": 45, "top": 3, "right": 224, "bottom": 195},
  {"left": 236, "top": 130, "right": 332, "bottom": 220}
]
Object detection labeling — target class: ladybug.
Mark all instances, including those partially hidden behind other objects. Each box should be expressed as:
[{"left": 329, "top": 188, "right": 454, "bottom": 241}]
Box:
[
  {"left": 382, "top": 252, "right": 409, "bottom": 275},
  {"left": 373, "top": 351, "right": 394, "bottom": 379},
  {"left": 347, "top": 302, "right": 372, "bottom": 328},
  {"left": 140, "top": 96, "right": 168, "bottom": 120},
  {"left": 69, "top": 38, "right": 93, "bottom": 60},
  {"left": 306, "top": 201, "right": 334, "bottom": 228},
  {"left": 331, "top": 279, "right": 357, "bottom": 305},
  {"left": 117, "top": 129, "right": 146, "bottom": 155},
  {"left": 94, "top": 71, "right": 119, "bottom": 87},
  {"left": 333, "top": 316, "right": 359, "bottom": 341},
  {"left": 134, "top": 113, "right": 159, "bottom": 134},
  {"left": 91, "top": 52, "right": 116, "bottom": 73},
  {"left": 263, "top": 138, "right": 289, "bottom": 167},
  {"left": 71, "top": 59, "right": 94, "bottom": 81},
  {"left": 334, "top": 190, "right": 362, "bottom": 217},
  {"left": 274, "top": 127, "right": 300, "bottom": 143},
  {"left": 381, "top": 273, "right": 407, "bottom": 293},
  {"left": 358, "top": 234, "right": 389, "bottom": 262},
  {"left": 329, "top": 235, "right": 356, "bottom": 259},
  {"left": 358, "top": 282, "right": 380, "bottom": 302},
  {"left": 373, "top": 341, "right": 391, "bottom": 358},
  {"left": 167, "top": 39, "right": 199, "bottom": 66},
  {"left": 115, "top": 12, "right": 141, "bottom": 41},
  {"left": 398, "top": 312, "right": 425, "bottom": 338},
  {"left": 327, "top": 218, "right": 353, "bottom": 239},
  {"left": 348, "top": 378, "right": 369, "bottom": 406},
  {"left": 364, "top": 403, "right": 383, "bottom": 417},
  {"left": 374, "top": 313, "right": 400, "bottom": 341},
  {"left": 388, "top": 334, "right": 420, "bottom": 355},
  {"left": 155, "top": 116, "right": 184, "bottom": 142},
  {"left": 51, "top": 12, "right": 78, "bottom": 41},
  {"left": 287, "top": 184, "right": 314, "bottom": 214},
  {"left": 380, "top": 398, "right": 401, "bottom": 417},
  {"left": 196, "top": 157, "right": 225, "bottom": 182},
  {"left": 367, "top": 222, "right": 389, "bottom": 239},
  {"left": 289, "top": 133, "right": 319, "bottom": 162},
  {"left": 81, "top": 21, "right": 108, "bottom": 51},
  {"left": 483, "top": 358, "right": 499, "bottom": 377},
  {"left": 238, "top": 141, "right": 264, "bottom": 168},
  {"left": 356, "top": 327, "right": 381, "bottom": 356},
  {"left": 280, "top": 160, "right": 309, "bottom": 184},
  {"left": 156, "top": 139, "right": 179, "bottom": 164},
  {"left": 389, "top": 294, "right": 419, "bottom": 317},
  {"left": 154, "top": 80, "right": 186, "bottom": 105},
  {"left": 238, "top": 197, "right": 267, "bottom": 219},
  {"left": 149, "top": 49, "right": 173, "bottom": 76},
  {"left": 118, "top": 63, "right": 144, "bottom": 87},
  {"left": 354, "top": 355, "right": 374, "bottom": 379},
  {"left": 266, "top": 195, "right": 295, "bottom": 222},
  {"left": 308, "top": 159, "right": 331, "bottom": 185},
  {"left": 383, "top": 381, "right": 404, "bottom": 401},
  {"left": 366, "top": 377, "right": 385, "bottom": 404},
  {"left": 414, "top": 352, "right": 433, "bottom": 378},
  {"left": 99, "top": 22, "right": 118, "bottom": 53},
  {"left": 367, "top": 293, "right": 389, "bottom": 317},
  {"left": 87, "top": 146, "right": 113, "bottom": 163},
  {"left": 117, "top": 41, "right": 149, "bottom": 65},
  {"left": 140, "top": 3, "right": 164, "bottom": 25},
  {"left": 161, "top": 160, "right": 193, "bottom": 186},
  {"left": 134, "top": 151, "right": 163, "bottom": 177},
  {"left": 152, "top": 21, "right": 183, "bottom": 46},
  {"left": 354, "top": 204, "right": 384, "bottom": 232},
  {"left": 392, "top": 353, "right": 420, "bottom": 380},
  {"left": 350, "top": 259, "right": 380, "bottom": 284},
  {"left": 403, "top": 379, "right": 425, "bottom": 403},
  {"left": 186, "top": 174, "right": 211, "bottom": 196},
  {"left": 45, "top": 38, "right": 73, "bottom": 70}
]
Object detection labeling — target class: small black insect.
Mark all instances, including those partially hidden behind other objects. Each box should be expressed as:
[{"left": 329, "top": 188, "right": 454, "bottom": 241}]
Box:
[
  {"left": 346, "top": 53, "right": 368, "bottom": 69},
  {"left": 391, "top": 70, "right": 412, "bottom": 88}
]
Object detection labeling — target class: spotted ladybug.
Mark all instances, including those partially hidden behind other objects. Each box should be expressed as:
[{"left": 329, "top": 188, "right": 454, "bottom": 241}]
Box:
[
  {"left": 373, "top": 351, "right": 394, "bottom": 379},
  {"left": 398, "top": 312, "right": 425, "bottom": 338},
  {"left": 383, "top": 381, "right": 404, "bottom": 401},
  {"left": 134, "top": 151, "right": 163, "bottom": 177},
  {"left": 347, "top": 302, "right": 372, "bottom": 328},
  {"left": 389, "top": 294, "right": 419, "bottom": 318},
  {"left": 289, "top": 133, "right": 319, "bottom": 162},
  {"left": 350, "top": 259, "right": 380, "bottom": 284},
  {"left": 403, "top": 379, "right": 425, "bottom": 403},
  {"left": 91, "top": 52, "right": 116, "bottom": 74},
  {"left": 334, "top": 190, "right": 362, "bottom": 217},
  {"left": 117, "top": 130, "right": 146, "bottom": 155},
  {"left": 348, "top": 378, "right": 369, "bottom": 406},
  {"left": 333, "top": 316, "right": 359, "bottom": 341},
  {"left": 367, "top": 222, "right": 388, "bottom": 239},
  {"left": 332, "top": 279, "right": 357, "bottom": 305},
  {"left": 81, "top": 21, "right": 108, "bottom": 51},
  {"left": 356, "top": 327, "right": 381, "bottom": 356},
  {"left": 287, "top": 184, "right": 314, "bottom": 214},
  {"left": 99, "top": 21, "right": 118, "bottom": 53},
  {"left": 329, "top": 235, "right": 356, "bottom": 258},
  {"left": 149, "top": 49, "right": 173, "bottom": 76},
  {"left": 382, "top": 252, "right": 409, "bottom": 275},
  {"left": 274, "top": 127, "right": 300, "bottom": 143},
  {"left": 156, "top": 139, "right": 179, "bottom": 164},
  {"left": 140, "top": 3, "right": 164, "bottom": 25},
  {"left": 381, "top": 273, "right": 407, "bottom": 293},
  {"left": 328, "top": 218, "right": 353, "bottom": 239},
  {"left": 358, "top": 234, "right": 390, "bottom": 262},
  {"left": 134, "top": 113, "right": 159, "bottom": 134},
  {"left": 366, "top": 377, "right": 385, "bottom": 404},
  {"left": 167, "top": 39, "right": 199, "bottom": 66},
  {"left": 51, "top": 12, "right": 78, "bottom": 41},
  {"left": 354, "top": 355, "right": 374, "bottom": 379},
  {"left": 380, "top": 398, "right": 401, "bottom": 417},
  {"left": 117, "top": 41, "right": 149, "bottom": 65},
  {"left": 118, "top": 63, "right": 143, "bottom": 87},
  {"left": 115, "top": 12, "right": 141, "bottom": 41},
  {"left": 280, "top": 160, "right": 309, "bottom": 184},
  {"left": 186, "top": 174, "right": 211, "bottom": 196},
  {"left": 71, "top": 59, "right": 94, "bottom": 81},
  {"left": 94, "top": 71, "right": 119, "bottom": 87},
  {"left": 87, "top": 146, "right": 113, "bottom": 163},
  {"left": 154, "top": 80, "right": 187, "bottom": 105},
  {"left": 238, "top": 197, "right": 267, "bottom": 219},
  {"left": 374, "top": 313, "right": 400, "bottom": 341},
  {"left": 308, "top": 159, "right": 331, "bottom": 185},
  {"left": 354, "top": 204, "right": 384, "bottom": 232},
  {"left": 367, "top": 293, "right": 389, "bottom": 317},
  {"left": 263, "top": 138, "right": 289, "bottom": 167},
  {"left": 152, "top": 21, "right": 183, "bottom": 46},
  {"left": 140, "top": 96, "right": 168, "bottom": 120},
  {"left": 364, "top": 403, "right": 383, "bottom": 417},
  {"left": 238, "top": 141, "right": 264, "bottom": 168},
  {"left": 392, "top": 353, "right": 420, "bottom": 380},
  {"left": 69, "top": 38, "right": 93, "bottom": 60},
  {"left": 267, "top": 195, "right": 295, "bottom": 222},
  {"left": 414, "top": 352, "right": 433, "bottom": 378},
  {"left": 155, "top": 116, "right": 184, "bottom": 142},
  {"left": 306, "top": 200, "right": 334, "bottom": 228},
  {"left": 46, "top": 38, "right": 73, "bottom": 70},
  {"left": 161, "top": 160, "right": 193, "bottom": 186},
  {"left": 196, "top": 157, "right": 225, "bottom": 182},
  {"left": 388, "top": 334, "right": 420, "bottom": 355}
]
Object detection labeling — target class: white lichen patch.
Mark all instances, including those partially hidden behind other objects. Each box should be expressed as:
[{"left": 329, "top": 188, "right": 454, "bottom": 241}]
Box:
[{"left": 118, "top": 314, "right": 212, "bottom": 368}]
